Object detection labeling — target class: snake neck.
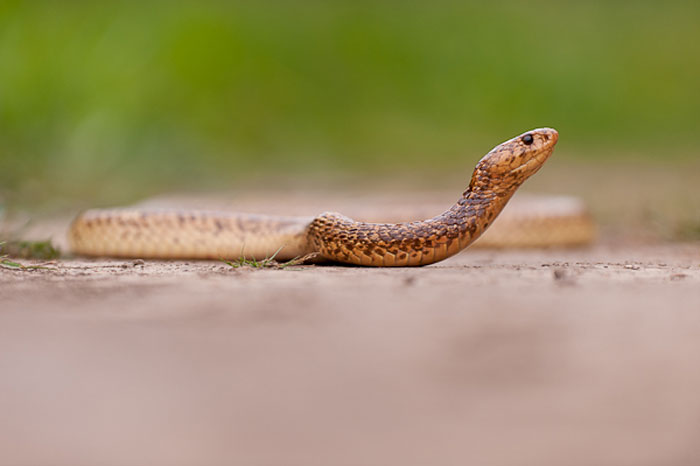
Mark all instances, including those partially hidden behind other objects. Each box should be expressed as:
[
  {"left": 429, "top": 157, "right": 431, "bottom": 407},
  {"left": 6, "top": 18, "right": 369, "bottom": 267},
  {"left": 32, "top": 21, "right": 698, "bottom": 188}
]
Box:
[
  {"left": 444, "top": 161, "right": 533, "bottom": 235},
  {"left": 440, "top": 185, "right": 516, "bottom": 244},
  {"left": 307, "top": 184, "right": 518, "bottom": 266}
]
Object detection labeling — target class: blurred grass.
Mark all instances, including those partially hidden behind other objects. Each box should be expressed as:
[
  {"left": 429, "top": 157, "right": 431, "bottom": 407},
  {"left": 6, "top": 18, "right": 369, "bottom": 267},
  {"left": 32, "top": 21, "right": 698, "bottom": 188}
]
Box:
[
  {"left": 0, "top": 239, "right": 60, "bottom": 260},
  {"left": 0, "top": 0, "right": 699, "bottom": 207}
]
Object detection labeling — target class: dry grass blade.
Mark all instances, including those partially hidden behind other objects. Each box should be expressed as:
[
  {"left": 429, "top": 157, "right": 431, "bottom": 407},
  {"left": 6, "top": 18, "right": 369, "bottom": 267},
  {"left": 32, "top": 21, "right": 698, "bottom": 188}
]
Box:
[{"left": 221, "top": 248, "right": 318, "bottom": 270}]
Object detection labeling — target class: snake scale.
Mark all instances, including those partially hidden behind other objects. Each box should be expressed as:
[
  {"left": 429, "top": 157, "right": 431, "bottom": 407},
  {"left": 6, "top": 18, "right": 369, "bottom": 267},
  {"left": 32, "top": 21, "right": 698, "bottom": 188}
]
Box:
[{"left": 69, "top": 128, "right": 594, "bottom": 266}]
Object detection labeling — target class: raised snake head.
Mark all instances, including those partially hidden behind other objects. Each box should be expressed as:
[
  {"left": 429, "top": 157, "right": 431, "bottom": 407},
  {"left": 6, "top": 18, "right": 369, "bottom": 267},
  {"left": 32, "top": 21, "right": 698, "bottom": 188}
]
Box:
[{"left": 470, "top": 128, "right": 559, "bottom": 195}]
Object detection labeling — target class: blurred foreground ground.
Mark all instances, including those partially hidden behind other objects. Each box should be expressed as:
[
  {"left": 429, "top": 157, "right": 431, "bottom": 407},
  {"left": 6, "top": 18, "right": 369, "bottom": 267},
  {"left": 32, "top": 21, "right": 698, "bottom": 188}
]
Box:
[
  {"left": 2, "top": 243, "right": 700, "bottom": 466},
  {"left": 2, "top": 175, "right": 700, "bottom": 465}
]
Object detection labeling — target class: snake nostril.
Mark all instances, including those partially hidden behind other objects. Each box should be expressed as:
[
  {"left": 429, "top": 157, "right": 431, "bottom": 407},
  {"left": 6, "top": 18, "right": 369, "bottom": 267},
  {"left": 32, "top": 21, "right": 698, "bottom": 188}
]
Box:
[{"left": 522, "top": 134, "right": 534, "bottom": 145}]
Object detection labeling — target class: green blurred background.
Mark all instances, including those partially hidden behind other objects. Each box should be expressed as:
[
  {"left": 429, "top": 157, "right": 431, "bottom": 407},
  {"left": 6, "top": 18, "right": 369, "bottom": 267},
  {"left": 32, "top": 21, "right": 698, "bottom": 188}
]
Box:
[{"left": 1, "top": 0, "right": 698, "bottom": 208}]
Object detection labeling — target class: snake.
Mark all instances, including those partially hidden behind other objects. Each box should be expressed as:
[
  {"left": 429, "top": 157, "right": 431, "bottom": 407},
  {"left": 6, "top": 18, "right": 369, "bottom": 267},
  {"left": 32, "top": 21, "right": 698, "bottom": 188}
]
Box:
[{"left": 69, "top": 128, "right": 595, "bottom": 266}]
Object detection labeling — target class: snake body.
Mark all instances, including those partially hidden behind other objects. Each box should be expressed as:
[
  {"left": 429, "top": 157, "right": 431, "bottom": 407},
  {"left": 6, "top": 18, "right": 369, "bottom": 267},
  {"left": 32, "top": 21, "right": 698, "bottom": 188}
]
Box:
[{"left": 70, "top": 128, "right": 590, "bottom": 266}]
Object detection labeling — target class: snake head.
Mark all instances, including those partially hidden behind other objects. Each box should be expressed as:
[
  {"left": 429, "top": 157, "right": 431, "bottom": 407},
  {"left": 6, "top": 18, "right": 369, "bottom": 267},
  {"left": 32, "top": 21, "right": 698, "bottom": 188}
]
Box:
[{"left": 470, "top": 128, "right": 558, "bottom": 193}]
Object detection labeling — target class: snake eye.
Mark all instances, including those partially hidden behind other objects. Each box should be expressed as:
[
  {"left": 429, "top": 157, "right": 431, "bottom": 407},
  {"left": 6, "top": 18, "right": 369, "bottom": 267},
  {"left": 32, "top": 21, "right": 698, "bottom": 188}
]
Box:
[{"left": 522, "top": 134, "right": 534, "bottom": 145}]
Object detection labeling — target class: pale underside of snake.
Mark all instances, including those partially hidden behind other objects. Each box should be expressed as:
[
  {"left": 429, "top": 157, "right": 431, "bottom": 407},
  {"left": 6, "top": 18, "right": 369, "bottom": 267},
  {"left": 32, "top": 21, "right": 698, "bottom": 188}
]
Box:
[{"left": 69, "top": 128, "right": 595, "bottom": 267}]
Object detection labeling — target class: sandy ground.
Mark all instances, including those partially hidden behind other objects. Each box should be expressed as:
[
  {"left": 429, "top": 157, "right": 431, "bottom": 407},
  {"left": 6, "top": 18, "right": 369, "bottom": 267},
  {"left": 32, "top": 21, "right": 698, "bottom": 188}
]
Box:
[{"left": 2, "top": 241, "right": 700, "bottom": 466}]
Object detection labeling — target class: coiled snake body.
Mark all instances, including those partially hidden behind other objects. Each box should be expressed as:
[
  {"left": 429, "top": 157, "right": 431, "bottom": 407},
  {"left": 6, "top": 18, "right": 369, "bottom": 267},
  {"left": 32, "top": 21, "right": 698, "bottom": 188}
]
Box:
[{"left": 70, "top": 128, "right": 593, "bottom": 266}]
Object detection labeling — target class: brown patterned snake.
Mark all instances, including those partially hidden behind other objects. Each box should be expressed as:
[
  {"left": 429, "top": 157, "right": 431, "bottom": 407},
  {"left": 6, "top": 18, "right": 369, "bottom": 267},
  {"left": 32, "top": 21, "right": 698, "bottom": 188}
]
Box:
[{"left": 69, "top": 128, "right": 594, "bottom": 266}]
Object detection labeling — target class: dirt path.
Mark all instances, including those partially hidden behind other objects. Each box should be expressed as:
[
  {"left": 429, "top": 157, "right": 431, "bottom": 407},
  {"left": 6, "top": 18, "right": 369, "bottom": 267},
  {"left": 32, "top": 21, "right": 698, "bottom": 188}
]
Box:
[{"left": 2, "top": 243, "right": 700, "bottom": 466}]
